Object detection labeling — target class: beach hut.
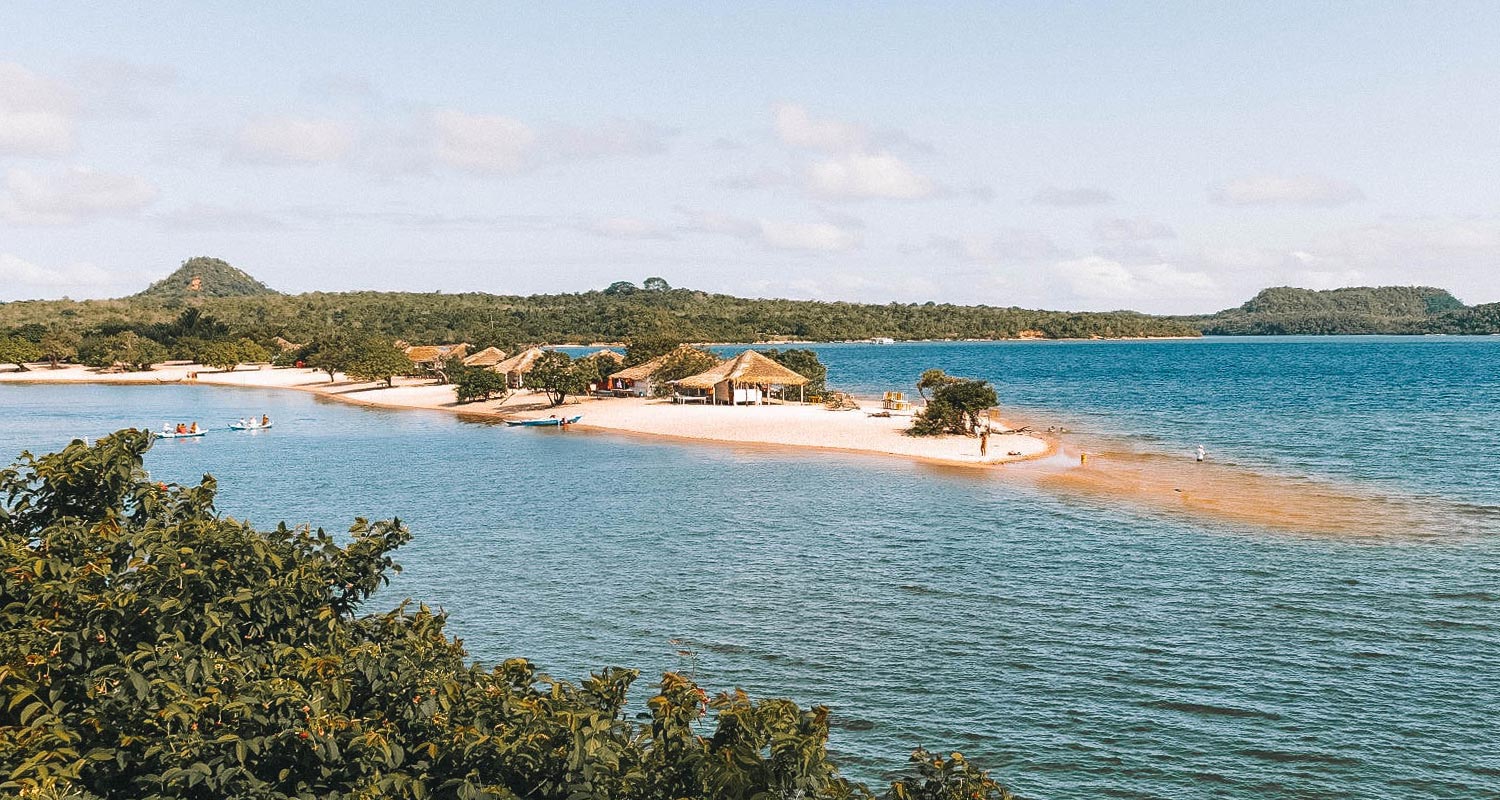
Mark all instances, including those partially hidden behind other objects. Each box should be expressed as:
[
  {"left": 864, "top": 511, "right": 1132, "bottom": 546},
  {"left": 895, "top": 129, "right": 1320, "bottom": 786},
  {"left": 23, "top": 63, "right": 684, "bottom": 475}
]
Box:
[
  {"left": 585, "top": 348, "right": 625, "bottom": 365},
  {"left": 493, "top": 346, "right": 546, "bottom": 389},
  {"left": 404, "top": 343, "right": 470, "bottom": 373},
  {"left": 462, "top": 346, "right": 508, "bottom": 368},
  {"left": 672, "top": 350, "right": 809, "bottom": 405},
  {"left": 604, "top": 345, "right": 700, "bottom": 396}
]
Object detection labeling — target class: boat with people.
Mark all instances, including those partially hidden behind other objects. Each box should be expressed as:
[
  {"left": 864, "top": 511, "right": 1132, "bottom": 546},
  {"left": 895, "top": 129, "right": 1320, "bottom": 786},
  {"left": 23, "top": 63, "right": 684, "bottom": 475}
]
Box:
[
  {"left": 505, "top": 415, "right": 582, "bottom": 427},
  {"left": 229, "top": 415, "right": 274, "bottom": 431},
  {"left": 156, "top": 424, "right": 206, "bottom": 439}
]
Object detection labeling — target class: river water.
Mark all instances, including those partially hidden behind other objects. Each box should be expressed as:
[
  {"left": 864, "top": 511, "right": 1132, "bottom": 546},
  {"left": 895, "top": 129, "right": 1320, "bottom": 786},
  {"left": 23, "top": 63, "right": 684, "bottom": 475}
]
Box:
[{"left": 1, "top": 336, "right": 1496, "bottom": 798}]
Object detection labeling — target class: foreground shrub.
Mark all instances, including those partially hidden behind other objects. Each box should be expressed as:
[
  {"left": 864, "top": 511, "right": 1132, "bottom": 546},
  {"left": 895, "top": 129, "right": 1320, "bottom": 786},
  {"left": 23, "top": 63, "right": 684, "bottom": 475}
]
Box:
[{"left": 0, "top": 431, "right": 1011, "bottom": 799}]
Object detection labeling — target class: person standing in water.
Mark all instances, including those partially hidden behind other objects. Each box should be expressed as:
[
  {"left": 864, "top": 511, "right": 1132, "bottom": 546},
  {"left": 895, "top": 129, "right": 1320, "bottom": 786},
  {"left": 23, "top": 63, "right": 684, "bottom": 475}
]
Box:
[{"left": 1195, "top": 444, "right": 1207, "bottom": 462}]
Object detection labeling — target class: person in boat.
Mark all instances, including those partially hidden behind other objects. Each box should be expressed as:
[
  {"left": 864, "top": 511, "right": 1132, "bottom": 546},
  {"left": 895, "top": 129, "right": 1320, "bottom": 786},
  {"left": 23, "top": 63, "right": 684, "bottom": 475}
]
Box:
[
  {"left": 175, "top": 423, "right": 186, "bottom": 434},
  {"left": 189, "top": 422, "right": 199, "bottom": 434}
]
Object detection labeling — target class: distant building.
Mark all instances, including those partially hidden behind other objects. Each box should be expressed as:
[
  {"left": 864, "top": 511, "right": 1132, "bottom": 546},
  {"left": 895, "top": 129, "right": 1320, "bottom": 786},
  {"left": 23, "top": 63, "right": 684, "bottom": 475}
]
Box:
[
  {"left": 492, "top": 346, "right": 546, "bottom": 389},
  {"left": 403, "top": 343, "right": 470, "bottom": 373},
  {"left": 672, "top": 350, "right": 809, "bottom": 405},
  {"left": 462, "top": 346, "right": 508, "bottom": 368}
]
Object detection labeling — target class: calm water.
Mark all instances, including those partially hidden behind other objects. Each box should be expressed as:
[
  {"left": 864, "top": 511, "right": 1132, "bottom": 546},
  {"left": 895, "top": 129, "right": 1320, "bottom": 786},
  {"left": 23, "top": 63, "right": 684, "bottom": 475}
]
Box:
[{"left": 2, "top": 337, "right": 1497, "bottom": 799}]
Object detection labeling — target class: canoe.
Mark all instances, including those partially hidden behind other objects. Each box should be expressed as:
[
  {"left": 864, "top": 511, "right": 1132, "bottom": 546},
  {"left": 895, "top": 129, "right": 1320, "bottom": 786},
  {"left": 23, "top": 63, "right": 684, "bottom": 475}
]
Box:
[
  {"left": 228, "top": 422, "right": 273, "bottom": 431},
  {"left": 504, "top": 415, "right": 582, "bottom": 427},
  {"left": 155, "top": 430, "right": 206, "bottom": 439}
]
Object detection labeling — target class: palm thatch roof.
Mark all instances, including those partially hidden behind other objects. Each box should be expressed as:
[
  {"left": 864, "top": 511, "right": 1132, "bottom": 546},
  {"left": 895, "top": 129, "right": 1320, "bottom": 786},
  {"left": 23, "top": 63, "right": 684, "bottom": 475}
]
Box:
[
  {"left": 404, "top": 343, "right": 470, "bottom": 364},
  {"left": 609, "top": 345, "right": 700, "bottom": 382},
  {"left": 585, "top": 348, "right": 625, "bottom": 364},
  {"left": 272, "top": 336, "right": 304, "bottom": 352},
  {"left": 493, "top": 346, "right": 546, "bottom": 374},
  {"left": 673, "top": 350, "right": 809, "bottom": 390},
  {"left": 462, "top": 346, "right": 509, "bottom": 367}
]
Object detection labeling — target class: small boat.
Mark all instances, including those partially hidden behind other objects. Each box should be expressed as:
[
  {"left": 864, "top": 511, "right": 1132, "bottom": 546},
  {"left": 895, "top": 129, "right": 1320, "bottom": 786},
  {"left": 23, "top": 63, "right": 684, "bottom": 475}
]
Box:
[
  {"left": 504, "top": 415, "right": 582, "bottom": 427},
  {"left": 155, "top": 429, "right": 206, "bottom": 439},
  {"left": 228, "top": 421, "right": 274, "bottom": 431}
]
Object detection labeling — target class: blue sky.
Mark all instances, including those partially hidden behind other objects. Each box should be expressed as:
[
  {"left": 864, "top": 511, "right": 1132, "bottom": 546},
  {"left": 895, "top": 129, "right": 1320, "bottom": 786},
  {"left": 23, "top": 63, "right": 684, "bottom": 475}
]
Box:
[{"left": 3, "top": 2, "right": 1498, "bottom": 312}]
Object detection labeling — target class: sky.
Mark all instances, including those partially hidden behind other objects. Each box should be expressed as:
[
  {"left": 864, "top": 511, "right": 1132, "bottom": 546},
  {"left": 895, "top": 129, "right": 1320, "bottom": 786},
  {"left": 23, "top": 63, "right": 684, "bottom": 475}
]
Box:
[{"left": 2, "top": 2, "right": 1498, "bottom": 313}]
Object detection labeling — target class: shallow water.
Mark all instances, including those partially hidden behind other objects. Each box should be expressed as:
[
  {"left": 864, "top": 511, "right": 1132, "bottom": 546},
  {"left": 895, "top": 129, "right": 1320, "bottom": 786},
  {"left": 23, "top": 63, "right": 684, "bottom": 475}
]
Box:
[{"left": 2, "top": 337, "right": 1497, "bottom": 799}]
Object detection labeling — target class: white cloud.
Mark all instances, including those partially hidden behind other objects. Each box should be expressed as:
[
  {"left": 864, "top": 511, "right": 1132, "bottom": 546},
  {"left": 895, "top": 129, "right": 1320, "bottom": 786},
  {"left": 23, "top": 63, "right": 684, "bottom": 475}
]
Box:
[
  {"left": 0, "top": 62, "right": 76, "bottom": 156},
  {"left": 932, "top": 229, "right": 1061, "bottom": 264},
  {"left": 155, "top": 203, "right": 287, "bottom": 231},
  {"left": 232, "top": 117, "right": 354, "bottom": 164},
  {"left": 432, "top": 109, "right": 538, "bottom": 174},
  {"left": 585, "top": 216, "right": 673, "bottom": 239},
  {"left": 806, "top": 152, "right": 935, "bottom": 200},
  {"left": 0, "top": 253, "right": 118, "bottom": 300},
  {"left": 1093, "top": 216, "right": 1175, "bottom": 241},
  {"left": 72, "top": 59, "right": 175, "bottom": 118},
  {"left": 431, "top": 109, "right": 671, "bottom": 175},
  {"left": 772, "top": 103, "right": 868, "bottom": 152},
  {"left": 1210, "top": 174, "right": 1363, "bottom": 207},
  {"left": 1052, "top": 256, "right": 1216, "bottom": 305},
  {"left": 679, "top": 210, "right": 861, "bottom": 253},
  {"left": 758, "top": 219, "right": 862, "bottom": 252},
  {"left": 1030, "top": 186, "right": 1116, "bottom": 206},
  {"left": 2, "top": 167, "right": 157, "bottom": 225}
]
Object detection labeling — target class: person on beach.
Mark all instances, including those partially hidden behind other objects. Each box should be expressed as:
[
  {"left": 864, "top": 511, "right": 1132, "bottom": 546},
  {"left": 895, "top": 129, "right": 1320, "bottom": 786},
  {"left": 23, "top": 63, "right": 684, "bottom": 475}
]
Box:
[
  {"left": 1195, "top": 444, "right": 1207, "bottom": 462},
  {"left": 980, "top": 426, "right": 990, "bottom": 456}
]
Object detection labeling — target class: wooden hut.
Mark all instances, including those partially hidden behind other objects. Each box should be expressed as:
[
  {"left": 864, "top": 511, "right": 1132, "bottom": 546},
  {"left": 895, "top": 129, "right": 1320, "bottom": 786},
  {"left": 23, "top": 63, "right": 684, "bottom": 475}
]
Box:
[
  {"left": 672, "top": 350, "right": 809, "bottom": 405},
  {"left": 403, "top": 343, "right": 470, "bottom": 372},
  {"left": 462, "top": 346, "right": 508, "bottom": 368},
  {"left": 604, "top": 345, "right": 698, "bottom": 397},
  {"left": 492, "top": 346, "right": 546, "bottom": 389}
]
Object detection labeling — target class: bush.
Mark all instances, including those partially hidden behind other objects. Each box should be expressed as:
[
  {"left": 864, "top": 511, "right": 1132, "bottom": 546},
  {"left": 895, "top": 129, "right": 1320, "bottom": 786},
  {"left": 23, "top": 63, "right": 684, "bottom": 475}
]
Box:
[
  {"left": 909, "top": 377, "right": 997, "bottom": 436},
  {"left": 0, "top": 432, "right": 1015, "bottom": 799},
  {"left": 454, "top": 365, "right": 508, "bottom": 403}
]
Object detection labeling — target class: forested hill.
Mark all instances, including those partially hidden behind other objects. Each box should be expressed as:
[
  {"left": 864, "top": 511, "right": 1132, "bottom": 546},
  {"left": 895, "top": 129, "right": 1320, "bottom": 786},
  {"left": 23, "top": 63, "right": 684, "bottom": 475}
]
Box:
[
  {"left": 0, "top": 270, "right": 1198, "bottom": 345},
  {"left": 132, "top": 256, "right": 279, "bottom": 301},
  {"left": 1187, "top": 285, "right": 1500, "bottom": 335}
]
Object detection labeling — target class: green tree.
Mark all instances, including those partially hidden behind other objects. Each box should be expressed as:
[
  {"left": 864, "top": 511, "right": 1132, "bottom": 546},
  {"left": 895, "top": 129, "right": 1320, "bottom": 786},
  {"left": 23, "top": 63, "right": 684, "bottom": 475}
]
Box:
[
  {"left": 38, "top": 330, "right": 80, "bottom": 368},
  {"left": 909, "top": 377, "right": 997, "bottom": 436},
  {"left": 236, "top": 337, "right": 271, "bottom": 365},
  {"left": 0, "top": 335, "right": 41, "bottom": 371},
  {"left": 197, "top": 340, "right": 243, "bottom": 371},
  {"left": 642, "top": 276, "right": 671, "bottom": 292},
  {"left": 343, "top": 337, "right": 413, "bottom": 387},
  {"left": 526, "top": 350, "right": 589, "bottom": 406},
  {"left": 80, "top": 332, "right": 167, "bottom": 372},
  {"left": 0, "top": 432, "right": 1018, "bottom": 799},
  {"left": 916, "top": 368, "right": 955, "bottom": 400},
  {"left": 649, "top": 346, "right": 721, "bottom": 397},
  {"left": 604, "top": 280, "right": 639, "bottom": 295},
  {"left": 624, "top": 332, "right": 683, "bottom": 366},
  {"left": 453, "top": 365, "right": 508, "bottom": 403},
  {"left": 762, "top": 348, "right": 828, "bottom": 396},
  {"left": 303, "top": 336, "right": 355, "bottom": 382}
]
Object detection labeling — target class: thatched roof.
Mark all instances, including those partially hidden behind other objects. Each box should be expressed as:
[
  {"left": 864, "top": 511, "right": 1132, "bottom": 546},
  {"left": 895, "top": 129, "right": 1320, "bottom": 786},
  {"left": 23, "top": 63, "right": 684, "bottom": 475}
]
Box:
[
  {"left": 493, "top": 346, "right": 546, "bottom": 374},
  {"left": 609, "top": 345, "right": 700, "bottom": 382},
  {"left": 586, "top": 348, "right": 625, "bottom": 364},
  {"left": 272, "top": 336, "right": 304, "bottom": 352},
  {"left": 404, "top": 343, "right": 470, "bottom": 364},
  {"left": 673, "top": 350, "right": 809, "bottom": 390},
  {"left": 462, "top": 346, "right": 509, "bottom": 367}
]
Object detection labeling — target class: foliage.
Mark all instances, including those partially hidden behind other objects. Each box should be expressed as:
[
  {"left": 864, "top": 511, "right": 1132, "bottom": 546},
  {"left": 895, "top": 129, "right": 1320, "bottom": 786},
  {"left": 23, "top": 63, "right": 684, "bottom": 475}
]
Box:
[
  {"left": 196, "top": 341, "right": 243, "bottom": 372},
  {"left": 0, "top": 335, "right": 41, "bottom": 371},
  {"left": 761, "top": 348, "right": 828, "bottom": 396},
  {"left": 624, "top": 333, "right": 683, "bottom": 367},
  {"left": 916, "top": 368, "right": 955, "bottom": 400},
  {"left": 909, "top": 376, "right": 997, "bottom": 436},
  {"left": 453, "top": 365, "right": 508, "bottom": 404},
  {"left": 236, "top": 338, "right": 270, "bottom": 365},
  {"left": 526, "top": 351, "right": 590, "bottom": 406},
  {"left": 39, "top": 330, "right": 81, "bottom": 368},
  {"left": 132, "top": 257, "right": 279, "bottom": 301},
  {"left": 303, "top": 336, "right": 354, "bottom": 382},
  {"left": 641, "top": 277, "right": 671, "bottom": 292},
  {"left": 0, "top": 433, "right": 1017, "bottom": 799},
  {"left": 78, "top": 332, "right": 167, "bottom": 372},
  {"left": 342, "top": 337, "right": 414, "bottom": 388},
  {"left": 1189, "top": 285, "right": 1471, "bottom": 335},
  {"left": 647, "top": 347, "right": 721, "bottom": 397}
]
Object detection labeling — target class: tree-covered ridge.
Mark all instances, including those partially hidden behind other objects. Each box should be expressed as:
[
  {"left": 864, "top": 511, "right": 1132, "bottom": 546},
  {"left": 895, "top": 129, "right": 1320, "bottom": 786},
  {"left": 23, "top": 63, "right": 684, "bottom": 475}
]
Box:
[
  {"left": 0, "top": 431, "right": 1012, "bottom": 800},
  {"left": 131, "top": 257, "right": 280, "bottom": 301},
  {"left": 1188, "top": 285, "right": 1481, "bottom": 335}
]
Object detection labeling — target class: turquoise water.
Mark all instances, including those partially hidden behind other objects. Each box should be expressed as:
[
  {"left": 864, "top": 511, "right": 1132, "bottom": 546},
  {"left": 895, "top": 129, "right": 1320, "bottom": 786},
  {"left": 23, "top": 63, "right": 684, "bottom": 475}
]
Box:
[{"left": 2, "top": 337, "right": 1497, "bottom": 798}]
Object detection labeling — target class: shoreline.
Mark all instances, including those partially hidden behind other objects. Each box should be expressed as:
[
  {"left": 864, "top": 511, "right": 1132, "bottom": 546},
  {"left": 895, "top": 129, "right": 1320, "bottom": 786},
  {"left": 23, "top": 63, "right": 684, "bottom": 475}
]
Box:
[{"left": 0, "top": 363, "right": 1053, "bottom": 470}]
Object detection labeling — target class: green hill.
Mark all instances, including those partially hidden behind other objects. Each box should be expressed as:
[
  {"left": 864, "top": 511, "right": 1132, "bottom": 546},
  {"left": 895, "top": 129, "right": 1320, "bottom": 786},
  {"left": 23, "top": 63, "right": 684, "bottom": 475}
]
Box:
[
  {"left": 1191, "top": 285, "right": 1470, "bottom": 335},
  {"left": 132, "top": 256, "right": 279, "bottom": 301}
]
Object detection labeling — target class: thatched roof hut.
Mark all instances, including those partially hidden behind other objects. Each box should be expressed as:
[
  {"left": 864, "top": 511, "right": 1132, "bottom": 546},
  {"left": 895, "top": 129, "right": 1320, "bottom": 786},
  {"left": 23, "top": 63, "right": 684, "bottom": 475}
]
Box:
[
  {"left": 493, "top": 346, "right": 546, "bottom": 387},
  {"left": 673, "top": 350, "right": 809, "bottom": 404},
  {"left": 404, "top": 343, "right": 470, "bottom": 367},
  {"left": 462, "top": 346, "right": 509, "bottom": 367},
  {"left": 674, "top": 350, "right": 808, "bottom": 389},
  {"left": 585, "top": 348, "right": 625, "bottom": 364},
  {"left": 604, "top": 345, "right": 701, "bottom": 396}
]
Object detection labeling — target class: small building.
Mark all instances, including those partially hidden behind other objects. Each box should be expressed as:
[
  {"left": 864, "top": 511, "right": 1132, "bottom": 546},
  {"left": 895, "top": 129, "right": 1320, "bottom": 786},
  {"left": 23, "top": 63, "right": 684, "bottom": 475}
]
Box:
[
  {"left": 492, "top": 346, "right": 546, "bottom": 389},
  {"left": 462, "top": 346, "right": 509, "bottom": 368},
  {"left": 404, "top": 343, "right": 470, "bottom": 373},
  {"left": 604, "top": 346, "right": 701, "bottom": 396},
  {"left": 672, "top": 350, "right": 809, "bottom": 405}
]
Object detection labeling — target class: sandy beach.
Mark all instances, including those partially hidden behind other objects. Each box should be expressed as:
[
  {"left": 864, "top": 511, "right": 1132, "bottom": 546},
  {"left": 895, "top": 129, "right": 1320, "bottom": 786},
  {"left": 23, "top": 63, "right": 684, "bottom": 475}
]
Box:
[{"left": 0, "top": 363, "right": 1052, "bottom": 468}]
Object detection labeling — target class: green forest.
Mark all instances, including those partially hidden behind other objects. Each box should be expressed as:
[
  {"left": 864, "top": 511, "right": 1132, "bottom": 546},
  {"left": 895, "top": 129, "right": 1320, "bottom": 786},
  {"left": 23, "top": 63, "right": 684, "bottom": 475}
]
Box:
[{"left": 2, "top": 259, "right": 1497, "bottom": 365}]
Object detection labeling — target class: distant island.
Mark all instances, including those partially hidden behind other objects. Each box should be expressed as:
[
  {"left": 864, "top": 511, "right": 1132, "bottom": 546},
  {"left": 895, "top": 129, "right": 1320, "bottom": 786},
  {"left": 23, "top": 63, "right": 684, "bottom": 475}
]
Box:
[{"left": 2, "top": 257, "right": 1497, "bottom": 347}]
